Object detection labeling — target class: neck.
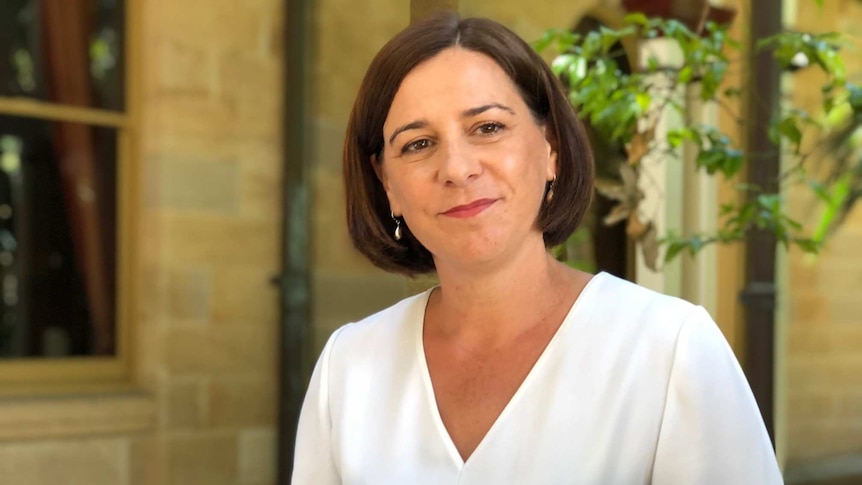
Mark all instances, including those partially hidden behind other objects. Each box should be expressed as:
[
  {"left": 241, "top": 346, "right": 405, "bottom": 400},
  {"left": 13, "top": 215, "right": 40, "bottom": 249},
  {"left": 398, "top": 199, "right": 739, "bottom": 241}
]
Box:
[{"left": 428, "top": 237, "right": 582, "bottom": 344}]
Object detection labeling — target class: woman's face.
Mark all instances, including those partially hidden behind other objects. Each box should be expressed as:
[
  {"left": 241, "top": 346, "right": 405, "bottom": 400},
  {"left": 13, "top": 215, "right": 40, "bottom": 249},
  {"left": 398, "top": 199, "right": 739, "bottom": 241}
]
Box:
[{"left": 378, "top": 47, "right": 557, "bottom": 270}]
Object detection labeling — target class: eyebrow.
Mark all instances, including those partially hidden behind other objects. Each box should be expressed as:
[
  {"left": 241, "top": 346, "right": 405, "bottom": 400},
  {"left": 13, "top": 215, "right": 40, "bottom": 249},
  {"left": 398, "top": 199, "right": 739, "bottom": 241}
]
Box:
[
  {"left": 461, "top": 103, "right": 515, "bottom": 119},
  {"left": 388, "top": 120, "right": 427, "bottom": 146},
  {"left": 387, "top": 103, "right": 515, "bottom": 147}
]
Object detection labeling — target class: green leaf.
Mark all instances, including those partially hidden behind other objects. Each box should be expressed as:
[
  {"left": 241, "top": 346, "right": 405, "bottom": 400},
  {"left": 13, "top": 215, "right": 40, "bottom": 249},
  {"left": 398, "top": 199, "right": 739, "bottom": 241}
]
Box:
[
  {"left": 814, "top": 41, "right": 845, "bottom": 81},
  {"left": 724, "top": 87, "right": 742, "bottom": 98},
  {"left": 551, "top": 54, "right": 576, "bottom": 76},
  {"left": 600, "top": 27, "right": 621, "bottom": 52},
  {"left": 702, "top": 61, "right": 728, "bottom": 99},
  {"left": 777, "top": 116, "right": 803, "bottom": 151},
  {"left": 635, "top": 92, "right": 651, "bottom": 112},
  {"left": 531, "top": 30, "right": 555, "bottom": 53},
  {"left": 848, "top": 84, "right": 862, "bottom": 113},
  {"left": 807, "top": 180, "right": 831, "bottom": 203},
  {"left": 689, "top": 236, "right": 704, "bottom": 254},
  {"left": 757, "top": 193, "right": 782, "bottom": 213},
  {"left": 667, "top": 127, "right": 702, "bottom": 149},
  {"left": 756, "top": 34, "right": 780, "bottom": 51},
  {"left": 665, "top": 240, "right": 688, "bottom": 263},
  {"left": 624, "top": 12, "right": 649, "bottom": 26},
  {"left": 678, "top": 65, "right": 693, "bottom": 84},
  {"left": 795, "top": 238, "right": 821, "bottom": 253},
  {"left": 812, "top": 174, "right": 852, "bottom": 242}
]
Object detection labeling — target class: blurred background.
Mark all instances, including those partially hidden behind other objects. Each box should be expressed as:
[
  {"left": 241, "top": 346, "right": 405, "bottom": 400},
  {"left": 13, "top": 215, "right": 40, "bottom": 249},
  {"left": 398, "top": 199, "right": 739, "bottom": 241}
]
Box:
[{"left": 0, "top": 0, "right": 859, "bottom": 484}]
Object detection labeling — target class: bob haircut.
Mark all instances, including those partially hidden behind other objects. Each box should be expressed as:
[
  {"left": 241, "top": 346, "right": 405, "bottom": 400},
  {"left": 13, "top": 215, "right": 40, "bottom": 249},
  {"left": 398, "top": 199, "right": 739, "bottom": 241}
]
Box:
[{"left": 344, "top": 12, "right": 594, "bottom": 276}]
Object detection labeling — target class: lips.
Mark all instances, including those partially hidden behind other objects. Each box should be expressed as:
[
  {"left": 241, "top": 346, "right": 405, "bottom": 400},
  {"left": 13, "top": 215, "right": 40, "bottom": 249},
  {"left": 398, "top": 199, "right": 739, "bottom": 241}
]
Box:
[{"left": 441, "top": 198, "right": 497, "bottom": 218}]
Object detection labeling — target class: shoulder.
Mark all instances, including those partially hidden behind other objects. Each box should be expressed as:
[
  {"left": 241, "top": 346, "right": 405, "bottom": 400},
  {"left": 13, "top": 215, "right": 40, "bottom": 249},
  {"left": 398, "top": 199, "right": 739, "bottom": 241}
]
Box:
[
  {"left": 574, "top": 273, "right": 728, "bottom": 377},
  {"left": 323, "top": 288, "right": 430, "bottom": 363},
  {"left": 593, "top": 272, "right": 696, "bottom": 316},
  {"left": 588, "top": 272, "right": 701, "bottom": 335}
]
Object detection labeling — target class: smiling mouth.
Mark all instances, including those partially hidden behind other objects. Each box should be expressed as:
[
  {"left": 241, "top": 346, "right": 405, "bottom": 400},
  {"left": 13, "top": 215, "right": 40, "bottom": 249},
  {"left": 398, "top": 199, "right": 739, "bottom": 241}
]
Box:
[{"left": 441, "top": 198, "right": 497, "bottom": 218}]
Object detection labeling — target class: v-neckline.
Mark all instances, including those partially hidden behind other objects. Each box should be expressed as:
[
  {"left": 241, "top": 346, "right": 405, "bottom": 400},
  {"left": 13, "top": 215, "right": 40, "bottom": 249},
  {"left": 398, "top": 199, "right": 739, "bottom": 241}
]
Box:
[{"left": 414, "top": 272, "right": 607, "bottom": 469}]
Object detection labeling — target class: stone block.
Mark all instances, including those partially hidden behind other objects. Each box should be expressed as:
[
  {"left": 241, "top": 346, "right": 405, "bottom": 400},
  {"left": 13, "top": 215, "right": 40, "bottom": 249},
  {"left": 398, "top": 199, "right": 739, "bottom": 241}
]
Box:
[
  {"left": 165, "top": 432, "right": 237, "bottom": 485},
  {"left": 310, "top": 270, "right": 408, "bottom": 330},
  {"left": 238, "top": 428, "right": 276, "bottom": 484},
  {"left": 788, "top": 291, "right": 827, "bottom": 325},
  {"left": 156, "top": 156, "right": 240, "bottom": 214},
  {"left": 787, "top": 357, "right": 862, "bottom": 392},
  {"left": 835, "top": 392, "right": 862, "bottom": 421},
  {"left": 787, "top": 423, "right": 862, "bottom": 462},
  {"left": 238, "top": 149, "right": 282, "bottom": 222},
  {"left": 313, "top": 0, "right": 408, "bottom": 121},
  {"left": 137, "top": 262, "right": 171, "bottom": 322},
  {"left": 312, "top": 120, "right": 346, "bottom": 171},
  {"left": 152, "top": 40, "right": 214, "bottom": 94},
  {"left": 208, "top": 375, "right": 277, "bottom": 428},
  {"left": 219, "top": 51, "right": 281, "bottom": 104},
  {"left": 841, "top": 202, "right": 862, "bottom": 230},
  {"left": 820, "top": 232, "right": 862, "bottom": 262},
  {"left": 0, "top": 439, "right": 129, "bottom": 485},
  {"left": 134, "top": 324, "right": 163, "bottom": 391},
  {"left": 162, "top": 212, "right": 280, "bottom": 268},
  {"left": 826, "top": 295, "right": 862, "bottom": 326},
  {"left": 146, "top": 94, "right": 237, "bottom": 141},
  {"left": 148, "top": 0, "right": 262, "bottom": 53},
  {"left": 310, "top": 166, "right": 386, "bottom": 273},
  {"left": 211, "top": 264, "right": 279, "bottom": 325},
  {"left": 461, "top": 0, "right": 595, "bottom": 41},
  {"left": 165, "top": 378, "right": 207, "bottom": 429},
  {"left": 130, "top": 437, "right": 159, "bottom": 485},
  {"left": 786, "top": 392, "right": 837, "bottom": 425},
  {"left": 788, "top": 324, "right": 862, "bottom": 355},
  {"left": 167, "top": 266, "right": 213, "bottom": 322},
  {"left": 162, "top": 323, "right": 277, "bottom": 375},
  {"left": 234, "top": 92, "right": 281, "bottom": 140}
]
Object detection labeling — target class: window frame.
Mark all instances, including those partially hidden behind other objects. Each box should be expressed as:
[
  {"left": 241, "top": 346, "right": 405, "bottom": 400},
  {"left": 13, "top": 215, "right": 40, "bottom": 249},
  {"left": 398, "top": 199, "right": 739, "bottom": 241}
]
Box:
[{"left": 0, "top": 0, "right": 140, "bottom": 395}]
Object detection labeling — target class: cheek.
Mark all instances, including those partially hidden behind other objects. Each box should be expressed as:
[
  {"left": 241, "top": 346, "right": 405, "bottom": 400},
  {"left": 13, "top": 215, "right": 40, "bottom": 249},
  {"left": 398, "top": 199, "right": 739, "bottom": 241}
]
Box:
[
  {"left": 497, "top": 138, "right": 550, "bottom": 184},
  {"left": 386, "top": 169, "right": 430, "bottom": 211}
]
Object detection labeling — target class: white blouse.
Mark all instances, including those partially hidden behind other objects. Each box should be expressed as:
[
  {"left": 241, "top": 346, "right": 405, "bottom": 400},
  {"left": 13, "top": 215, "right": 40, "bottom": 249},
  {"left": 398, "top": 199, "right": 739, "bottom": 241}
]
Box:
[{"left": 292, "top": 272, "right": 783, "bottom": 484}]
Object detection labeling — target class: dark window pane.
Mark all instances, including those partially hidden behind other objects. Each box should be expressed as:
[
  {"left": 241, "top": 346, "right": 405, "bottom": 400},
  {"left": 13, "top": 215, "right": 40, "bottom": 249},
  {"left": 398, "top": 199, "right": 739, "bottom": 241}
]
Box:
[
  {"left": 0, "top": 115, "right": 117, "bottom": 358},
  {"left": 0, "top": 0, "right": 125, "bottom": 111}
]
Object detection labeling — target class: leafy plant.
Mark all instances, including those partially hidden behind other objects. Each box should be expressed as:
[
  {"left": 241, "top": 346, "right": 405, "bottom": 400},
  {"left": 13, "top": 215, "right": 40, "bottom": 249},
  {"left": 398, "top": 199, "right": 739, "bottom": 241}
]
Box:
[{"left": 533, "top": 11, "right": 862, "bottom": 270}]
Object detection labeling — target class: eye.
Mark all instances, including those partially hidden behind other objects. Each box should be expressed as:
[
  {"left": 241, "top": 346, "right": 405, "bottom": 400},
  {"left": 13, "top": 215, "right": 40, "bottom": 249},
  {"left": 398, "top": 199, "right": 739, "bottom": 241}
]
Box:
[
  {"left": 402, "top": 138, "right": 433, "bottom": 154},
  {"left": 476, "top": 122, "right": 505, "bottom": 136}
]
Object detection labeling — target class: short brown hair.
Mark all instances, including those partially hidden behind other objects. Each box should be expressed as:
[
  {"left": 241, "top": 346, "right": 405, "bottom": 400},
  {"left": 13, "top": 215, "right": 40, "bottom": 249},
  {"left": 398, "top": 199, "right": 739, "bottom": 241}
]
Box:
[{"left": 344, "top": 12, "right": 594, "bottom": 275}]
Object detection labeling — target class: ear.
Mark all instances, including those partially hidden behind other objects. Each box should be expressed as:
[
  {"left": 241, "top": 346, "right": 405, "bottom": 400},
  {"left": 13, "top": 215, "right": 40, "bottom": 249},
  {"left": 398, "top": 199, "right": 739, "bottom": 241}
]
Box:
[
  {"left": 372, "top": 153, "right": 403, "bottom": 216},
  {"left": 372, "top": 153, "right": 386, "bottom": 185},
  {"left": 542, "top": 125, "right": 559, "bottom": 180}
]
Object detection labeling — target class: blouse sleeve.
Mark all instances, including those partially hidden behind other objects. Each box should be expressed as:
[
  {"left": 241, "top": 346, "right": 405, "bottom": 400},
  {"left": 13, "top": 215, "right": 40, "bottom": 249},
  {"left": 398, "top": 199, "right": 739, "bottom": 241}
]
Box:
[
  {"left": 291, "top": 327, "right": 345, "bottom": 485},
  {"left": 651, "top": 306, "right": 783, "bottom": 484}
]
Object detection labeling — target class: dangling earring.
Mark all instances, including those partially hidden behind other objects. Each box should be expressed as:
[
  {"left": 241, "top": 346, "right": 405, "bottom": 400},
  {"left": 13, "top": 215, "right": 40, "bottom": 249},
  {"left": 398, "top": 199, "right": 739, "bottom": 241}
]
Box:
[
  {"left": 391, "top": 212, "right": 402, "bottom": 241},
  {"left": 546, "top": 175, "right": 557, "bottom": 203}
]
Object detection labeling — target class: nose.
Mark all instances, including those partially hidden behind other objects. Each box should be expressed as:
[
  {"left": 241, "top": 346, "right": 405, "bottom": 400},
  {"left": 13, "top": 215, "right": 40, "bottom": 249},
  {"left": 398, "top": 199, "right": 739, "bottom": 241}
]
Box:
[{"left": 437, "top": 137, "right": 481, "bottom": 186}]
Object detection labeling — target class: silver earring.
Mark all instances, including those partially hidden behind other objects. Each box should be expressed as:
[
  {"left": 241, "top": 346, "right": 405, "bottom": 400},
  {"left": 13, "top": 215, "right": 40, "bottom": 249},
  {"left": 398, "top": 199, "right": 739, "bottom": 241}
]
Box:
[
  {"left": 546, "top": 175, "right": 557, "bottom": 202},
  {"left": 391, "top": 212, "right": 402, "bottom": 241}
]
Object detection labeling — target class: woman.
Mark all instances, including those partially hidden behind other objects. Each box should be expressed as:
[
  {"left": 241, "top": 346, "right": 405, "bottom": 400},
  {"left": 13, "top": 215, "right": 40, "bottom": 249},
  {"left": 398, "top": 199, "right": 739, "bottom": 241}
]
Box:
[{"left": 293, "top": 12, "right": 782, "bottom": 484}]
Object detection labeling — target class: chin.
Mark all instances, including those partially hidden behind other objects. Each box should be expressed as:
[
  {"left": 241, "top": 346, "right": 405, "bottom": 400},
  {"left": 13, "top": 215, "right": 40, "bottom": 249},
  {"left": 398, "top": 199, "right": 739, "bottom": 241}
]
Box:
[{"left": 428, "top": 235, "right": 512, "bottom": 269}]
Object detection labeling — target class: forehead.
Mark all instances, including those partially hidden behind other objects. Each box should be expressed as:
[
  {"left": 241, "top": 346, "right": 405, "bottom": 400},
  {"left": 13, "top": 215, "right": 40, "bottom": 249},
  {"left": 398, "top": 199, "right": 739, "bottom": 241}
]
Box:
[{"left": 384, "top": 48, "right": 524, "bottom": 128}]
